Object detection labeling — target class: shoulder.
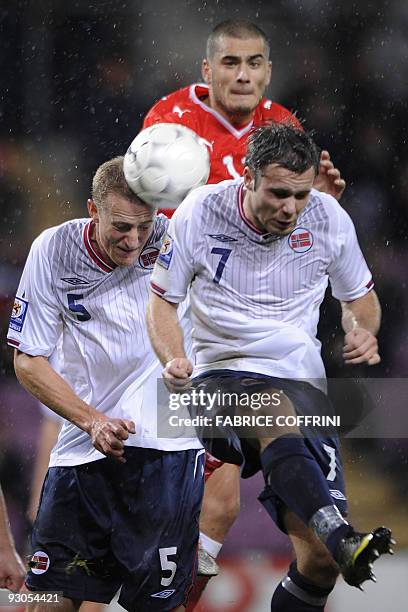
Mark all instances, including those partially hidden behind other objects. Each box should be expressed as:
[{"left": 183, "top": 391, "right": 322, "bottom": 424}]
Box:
[
  {"left": 143, "top": 84, "right": 202, "bottom": 127},
  {"left": 174, "top": 179, "right": 240, "bottom": 222},
  {"left": 308, "top": 189, "right": 354, "bottom": 234},
  {"left": 149, "top": 213, "right": 169, "bottom": 243},
  {"left": 254, "top": 99, "right": 301, "bottom": 128},
  {"left": 31, "top": 218, "right": 88, "bottom": 255}
]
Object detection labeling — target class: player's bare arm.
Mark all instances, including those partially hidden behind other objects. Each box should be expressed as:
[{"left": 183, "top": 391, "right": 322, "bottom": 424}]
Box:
[
  {"left": 314, "top": 150, "right": 346, "bottom": 200},
  {"left": 0, "top": 487, "right": 25, "bottom": 592},
  {"left": 147, "top": 293, "right": 192, "bottom": 388},
  {"left": 341, "top": 290, "right": 381, "bottom": 365},
  {"left": 13, "top": 351, "right": 135, "bottom": 462}
]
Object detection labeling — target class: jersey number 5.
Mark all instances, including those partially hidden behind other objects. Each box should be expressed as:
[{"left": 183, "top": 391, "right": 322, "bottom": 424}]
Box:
[
  {"left": 211, "top": 248, "right": 232, "bottom": 284},
  {"left": 67, "top": 293, "right": 91, "bottom": 322},
  {"left": 159, "top": 547, "right": 177, "bottom": 586}
]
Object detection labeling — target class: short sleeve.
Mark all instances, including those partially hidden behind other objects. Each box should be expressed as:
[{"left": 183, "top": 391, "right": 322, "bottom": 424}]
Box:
[
  {"left": 150, "top": 191, "right": 199, "bottom": 303},
  {"left": 328, "top": 207, "right": 373, "bottom": 301},
  {"left": 7, "top": 231, "right": 63, "bottom": 356}
]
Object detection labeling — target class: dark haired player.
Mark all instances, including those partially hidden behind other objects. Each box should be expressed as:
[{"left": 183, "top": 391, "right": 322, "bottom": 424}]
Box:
[{"left": 148, "top": 124, "right": 394, "bottom": 612}]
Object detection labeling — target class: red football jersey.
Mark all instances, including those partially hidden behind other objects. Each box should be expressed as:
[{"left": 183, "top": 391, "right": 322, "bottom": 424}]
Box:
[{"left": 143, "top": 83, "right": 301, "bottom": 188}]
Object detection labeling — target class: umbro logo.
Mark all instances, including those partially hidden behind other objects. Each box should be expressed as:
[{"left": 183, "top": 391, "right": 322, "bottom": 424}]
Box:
[
  {"left": 208, "top": 234, "right": 238, "bottom": 243},
  {"left": 330, "top": 489, "right": 347, "bottom": 501},
  {"left": 150, "top": 589, "right": 175, "bottom": 599},
  {"left": 61, "top": 277, "right": 89, "bottom": 286}
]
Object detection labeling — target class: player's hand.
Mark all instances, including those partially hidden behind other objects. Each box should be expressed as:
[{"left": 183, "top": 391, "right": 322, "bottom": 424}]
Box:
[
  {"left": 313, "top": 150, "right": 346, "bottom": 201},
  {"left": 163, "top": 358, "right": 193, "bottom": 391},
  {"left": 0, "top": 547, "right": 26, "bottom": 592},
  {"left": 343, "top": 328, "right": 381, "bottom": 366},
  {"left": 89, "top": 416, "right": 136, "bottom": 463}
]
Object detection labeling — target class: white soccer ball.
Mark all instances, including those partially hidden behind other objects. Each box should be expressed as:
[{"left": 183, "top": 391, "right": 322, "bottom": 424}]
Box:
[{"left": 123, "top": 123, "right": 210, "bottom": 208}]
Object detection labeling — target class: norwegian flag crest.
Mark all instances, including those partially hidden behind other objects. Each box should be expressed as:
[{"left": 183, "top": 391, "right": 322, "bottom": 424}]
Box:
[{"left": 288, "top": 227, "right": 313, "bottom": 253}]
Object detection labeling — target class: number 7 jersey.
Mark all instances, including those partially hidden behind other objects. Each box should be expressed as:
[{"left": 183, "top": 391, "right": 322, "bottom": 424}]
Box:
[{"left": 150, "top": 180, "right": 374, "bottom": 387}]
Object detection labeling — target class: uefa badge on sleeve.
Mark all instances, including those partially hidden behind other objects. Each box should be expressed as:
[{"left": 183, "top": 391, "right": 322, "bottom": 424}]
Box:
[
  {"left": 9, "top": 296, "right": 29, "bottom": 333},
  {"left": 288, "top": 227, "right": 313, "bottom": 253},
  {"left": 157, "top": 234, "right": 174, "bottom": 269}
]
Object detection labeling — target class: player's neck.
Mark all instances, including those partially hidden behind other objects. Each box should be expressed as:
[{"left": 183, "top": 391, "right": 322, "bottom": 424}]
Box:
[
  {"left": 242, "top": 191, "right": 265, "bottom": 233},
  {"left": 203, "top": 95, "right": 253, "bottom": 127},
  {"left": 89, "top": 221, "right": 117, "bottom": 269}
]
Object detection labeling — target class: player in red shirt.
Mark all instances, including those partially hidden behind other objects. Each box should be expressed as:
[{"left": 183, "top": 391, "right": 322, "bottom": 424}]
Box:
[
  {"left": 144, "top": 83, "right": 301, "bottom": 189},
  {"left": 144, "top": 19, "right": 346, "bottom": 611},
  {"left": 143, "top": 26, "right": 344, "bottom": 213}
]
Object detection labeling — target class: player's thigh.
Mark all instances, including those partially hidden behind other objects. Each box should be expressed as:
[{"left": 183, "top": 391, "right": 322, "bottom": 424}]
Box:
[
  {"left": 283, "top": 509, "right": 339, "bottom": 586},
  {"left": 79, "top": 603, "right": 106, "bottom": 612},
  {"left": 116, "top": 448, "right": 204, "bottom": 612},
  {"left": 200, "top": 462, "right": 240, "bottom": 538},
  {"left": 26, "top": 464, "right": 122, "bottom": 604},
  {"left": 22, "top": 581, "right": 79, "bottom": 612},
  {"left": 26, "top": 601, "right": 79, "bottom": 612}
]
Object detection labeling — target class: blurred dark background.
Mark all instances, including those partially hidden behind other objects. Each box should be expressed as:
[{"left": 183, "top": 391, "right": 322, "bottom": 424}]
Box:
[{"left": 1, "top": 0, "right": 407, "bottom": 587}]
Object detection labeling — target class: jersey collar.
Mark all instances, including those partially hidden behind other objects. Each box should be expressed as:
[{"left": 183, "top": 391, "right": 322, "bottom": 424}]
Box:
[
  {"left": 237, "top": 183, "right": 263, "bottom": 235},
  {"left": 83, "top": 220, "right": 115, "bottom": 273},
  {"left": 189, "top": 83, "right": 254, "bottom": 140}
]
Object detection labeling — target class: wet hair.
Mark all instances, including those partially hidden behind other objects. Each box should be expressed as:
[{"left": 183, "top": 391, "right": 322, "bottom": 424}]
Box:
[
  {"left": 92, "top": 156, "right": 150, "bottom": 211},
  {"left": 245, "top": 123, "right": 320, "bottom": 186},
  {"left": 206, "top": 19, "right": 270, "bottom": 60}
]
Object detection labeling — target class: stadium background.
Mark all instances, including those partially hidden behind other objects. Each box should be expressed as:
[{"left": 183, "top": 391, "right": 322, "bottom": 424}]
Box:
[{"left": 0, "top": 0, "right": 407, "bottom": 609}]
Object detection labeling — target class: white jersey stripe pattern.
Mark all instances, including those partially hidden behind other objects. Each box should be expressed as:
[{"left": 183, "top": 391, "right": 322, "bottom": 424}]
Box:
[
  {"left": 8, "top": 215, "right": 201, "bottom": 466},
  {"left": 151, "top": 179, "right": 373, "bottom": 386}
]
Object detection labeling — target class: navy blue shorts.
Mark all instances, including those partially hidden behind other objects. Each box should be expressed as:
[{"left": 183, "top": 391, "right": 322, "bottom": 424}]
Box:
[
  {"left": 27, "top": 447, "right": 205, "bottom": 611},
  {"left": 190, "top": 370, "right": 347, "bottom": 529}
]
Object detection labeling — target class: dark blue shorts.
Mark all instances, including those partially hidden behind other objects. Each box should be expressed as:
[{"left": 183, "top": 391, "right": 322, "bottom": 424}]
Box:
[
  {"left": 27, "top": 447, "right": 205, "bottom": 611},
  {"left": 190, "top": 370, "right": 347, "bottom": 529}
]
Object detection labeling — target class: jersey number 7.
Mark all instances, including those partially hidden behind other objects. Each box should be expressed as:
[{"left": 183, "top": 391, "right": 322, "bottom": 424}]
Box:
[{"left": 211, "top": 248, "right": 232, "bottom": 284}]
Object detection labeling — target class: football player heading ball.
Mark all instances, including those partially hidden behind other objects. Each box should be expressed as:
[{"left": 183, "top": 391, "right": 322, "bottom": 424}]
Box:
[{"left": 139, "top": 17, "right": 347, "bottom": 610}]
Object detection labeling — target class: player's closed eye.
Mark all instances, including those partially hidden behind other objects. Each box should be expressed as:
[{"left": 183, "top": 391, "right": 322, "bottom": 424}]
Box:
[{"left": 113, "top": 224, "right": 132, "bottom": 232}]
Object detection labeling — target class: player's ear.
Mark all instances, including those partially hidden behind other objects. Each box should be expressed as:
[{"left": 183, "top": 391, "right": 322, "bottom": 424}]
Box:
[
  {"left": 87, "top": 199, "right": 99, "bottom": 222},
  {"left": 243, "top": 167, "right": 255, "bottom": 191},
  {"left": 202, "top": 58, "right": 211, "bottom": 84},
  {"left": 266, "top": 60, "right": 272, "bottom": 86}
]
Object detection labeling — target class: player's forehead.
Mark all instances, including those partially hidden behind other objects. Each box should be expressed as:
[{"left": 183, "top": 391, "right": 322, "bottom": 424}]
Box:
[
  {"left": 259, "top": 164, "right": 315, "bottom": 190},
  {"left": 105, "top": 192, "right": 154, "bottom": 224},
  {"left": 212, "top": 35, "right": 268, "bottom": 61}
]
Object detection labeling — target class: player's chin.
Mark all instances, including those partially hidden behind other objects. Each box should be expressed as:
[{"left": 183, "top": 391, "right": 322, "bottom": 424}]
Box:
[
  {"left": 269, "top": 223, "right": 295, "bottom": 236},
  {"left": 227, "top": 98, "right": 257, "bottom": 115},
  {"left": 113, "top": 250, "right": 140, "bottom": 266}
]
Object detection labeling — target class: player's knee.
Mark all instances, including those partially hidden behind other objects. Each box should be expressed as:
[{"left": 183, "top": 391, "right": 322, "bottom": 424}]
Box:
[{"left": 299, "top": 548, "right": 339, "bottom": 587}]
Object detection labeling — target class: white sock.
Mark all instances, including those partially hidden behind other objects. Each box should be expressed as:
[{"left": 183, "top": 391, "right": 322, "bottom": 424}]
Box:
[{"left": 199, "top": 532, "right": 223, "bottom": 559}]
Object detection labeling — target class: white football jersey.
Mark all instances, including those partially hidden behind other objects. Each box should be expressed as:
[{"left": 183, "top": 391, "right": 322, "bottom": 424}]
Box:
[
  {"left": 7, "top": 215, "right": 201, "bottom": 466},
  {"left": 151, "top": 179, "right": 373, "bottom": 386}
]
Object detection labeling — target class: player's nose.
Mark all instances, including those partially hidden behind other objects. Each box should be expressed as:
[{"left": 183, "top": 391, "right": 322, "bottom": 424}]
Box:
[
  {"left": 124, "top": 229, "right": 143, "bottom": 249},
  {"left": 236, "top": 65, "right": 250, "bottom": 82},
  {"left": 281, "top": 198, "right": 297, "bottom": 215}
]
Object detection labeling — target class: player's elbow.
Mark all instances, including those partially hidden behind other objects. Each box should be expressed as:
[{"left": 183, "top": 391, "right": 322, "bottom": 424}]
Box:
[{"left": 13, "top": 350, "right": 45, "bottom": 388}]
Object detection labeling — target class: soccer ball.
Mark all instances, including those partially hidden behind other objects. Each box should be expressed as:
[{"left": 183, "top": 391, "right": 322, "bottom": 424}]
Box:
[{"left": 123, "top": 123, "right": 210, "bottom": 208}]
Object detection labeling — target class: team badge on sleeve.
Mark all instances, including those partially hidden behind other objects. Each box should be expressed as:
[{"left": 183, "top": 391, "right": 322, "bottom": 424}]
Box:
[
  {"left": 157, "top": 234, "right": 174, "bottom": 269},
  {"left": 9, "top": 296, "right": 29, "bottom": 333},
  {"left": 288, "top": 227, "right": 313, "bottom": 253}
]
